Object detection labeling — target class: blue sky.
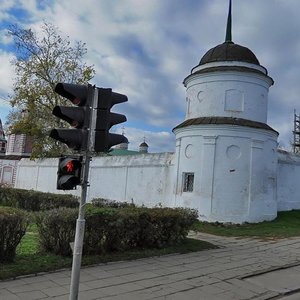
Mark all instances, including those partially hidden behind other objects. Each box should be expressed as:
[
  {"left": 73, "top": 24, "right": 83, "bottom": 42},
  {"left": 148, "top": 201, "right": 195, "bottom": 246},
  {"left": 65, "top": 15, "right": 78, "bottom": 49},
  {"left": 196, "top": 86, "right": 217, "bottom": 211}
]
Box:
[{"left": 0, "top": 0, "right": 300, "bottom": 152}]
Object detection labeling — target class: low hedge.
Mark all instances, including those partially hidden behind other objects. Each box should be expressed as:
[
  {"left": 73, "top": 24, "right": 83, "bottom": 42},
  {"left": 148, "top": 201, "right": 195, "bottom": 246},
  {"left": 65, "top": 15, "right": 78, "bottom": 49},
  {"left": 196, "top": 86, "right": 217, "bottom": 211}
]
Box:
[
  {"left": 36, "top": 208, "right": 77, "bottom": 256},
  {"left": 0, "top": 206, "right": 28, "bottom": 262},
  {"left": 36, "top": 206, "right": 198, "bottom": 256},
  {"left": 91, "top": 198, "right": 135, "bottom": 208},
  {"left": 0, "top": 187, "right": 79, "bottom": 211}
]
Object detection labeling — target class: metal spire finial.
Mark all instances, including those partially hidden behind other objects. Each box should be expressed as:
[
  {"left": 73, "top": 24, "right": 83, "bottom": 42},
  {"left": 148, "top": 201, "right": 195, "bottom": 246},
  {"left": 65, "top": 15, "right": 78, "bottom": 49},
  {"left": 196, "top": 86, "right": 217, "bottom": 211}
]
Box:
[{"left": 225, "top": 0, "right": 232, "bottom": 42}]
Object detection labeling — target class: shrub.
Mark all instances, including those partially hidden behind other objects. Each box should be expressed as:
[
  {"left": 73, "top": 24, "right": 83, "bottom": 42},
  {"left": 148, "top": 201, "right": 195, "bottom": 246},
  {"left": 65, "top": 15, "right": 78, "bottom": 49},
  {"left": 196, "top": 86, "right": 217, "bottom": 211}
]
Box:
[
  {"left": 91, "top": 198, "right": 135, "bottom": 208},
  {"left": 0, "top": 187, "right": 79, "bottom": 211},
  {"left": 35, "top": 208, "right": 77, "bottom": 256},
  {"left": 138, "top": 207, "right": 198, "bottom": 248},
  {"left": 84, "top": 206, "right": 141, "bottom": 253},
  {"left": 0, "top": 207, "right": 28, "bottom": 262},
  {"left": 36, "top": 205, "right": 198, "bottom": 256},
  {"left": 84, "top": 206, "right": 119, "bottom": 254}
]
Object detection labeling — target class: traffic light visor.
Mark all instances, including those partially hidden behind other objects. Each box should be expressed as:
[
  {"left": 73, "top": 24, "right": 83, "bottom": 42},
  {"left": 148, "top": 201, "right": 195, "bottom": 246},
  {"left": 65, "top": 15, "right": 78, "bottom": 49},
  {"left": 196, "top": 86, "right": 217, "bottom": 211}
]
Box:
[
  {"left": 55, "top": 83, "right": 88, "bottom": 106},
  {"left": 49, "top": 128, "right": 87, "bottom": 150},
  {"left": 52, "top": 106, "right": 87, "bottom": 128}
]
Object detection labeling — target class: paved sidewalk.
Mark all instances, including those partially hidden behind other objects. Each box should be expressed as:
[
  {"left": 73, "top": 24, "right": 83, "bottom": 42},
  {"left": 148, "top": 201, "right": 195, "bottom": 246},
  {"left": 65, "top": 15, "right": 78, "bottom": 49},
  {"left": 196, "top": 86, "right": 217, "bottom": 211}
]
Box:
[{"left": 1, "top": 233, "right": 300, "bottom": 300}]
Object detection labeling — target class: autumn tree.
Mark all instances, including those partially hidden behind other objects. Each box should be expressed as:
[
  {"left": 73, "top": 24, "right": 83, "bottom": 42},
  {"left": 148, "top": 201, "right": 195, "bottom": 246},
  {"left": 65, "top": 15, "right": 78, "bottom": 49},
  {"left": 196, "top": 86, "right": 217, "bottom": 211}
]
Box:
[{"left": 6, "top": 22, "right": 95, "bottom": 158}]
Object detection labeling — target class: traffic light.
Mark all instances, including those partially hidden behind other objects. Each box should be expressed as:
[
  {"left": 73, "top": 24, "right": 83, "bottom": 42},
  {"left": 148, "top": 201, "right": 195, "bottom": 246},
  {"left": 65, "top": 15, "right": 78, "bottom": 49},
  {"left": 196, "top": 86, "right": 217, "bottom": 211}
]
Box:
[
  {"left": 56, "top": 156, "right": 82, "bottom": 190},
  {"left": 94, "top": 88, "right": 128, "bottom": 152},
  {"left": 49, "top": 83, "right": 93, "bottom": 151}
]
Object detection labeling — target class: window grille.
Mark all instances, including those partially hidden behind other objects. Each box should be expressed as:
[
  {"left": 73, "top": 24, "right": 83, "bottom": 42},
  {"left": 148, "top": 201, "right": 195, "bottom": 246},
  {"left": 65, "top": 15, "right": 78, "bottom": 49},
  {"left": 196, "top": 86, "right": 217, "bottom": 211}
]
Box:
[{"left": 183, "top": 173, "right": 194, "bottom": 192}]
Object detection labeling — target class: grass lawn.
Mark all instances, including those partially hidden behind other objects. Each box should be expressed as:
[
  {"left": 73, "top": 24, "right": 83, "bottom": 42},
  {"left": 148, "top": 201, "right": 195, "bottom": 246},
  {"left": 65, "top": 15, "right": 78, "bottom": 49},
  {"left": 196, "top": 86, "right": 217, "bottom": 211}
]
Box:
[
  {"left": 0, "top": 223, "right": 216, "bottom": 281},
  {"left": 192, "top": 210, "right": 300, "bottom": 238}
]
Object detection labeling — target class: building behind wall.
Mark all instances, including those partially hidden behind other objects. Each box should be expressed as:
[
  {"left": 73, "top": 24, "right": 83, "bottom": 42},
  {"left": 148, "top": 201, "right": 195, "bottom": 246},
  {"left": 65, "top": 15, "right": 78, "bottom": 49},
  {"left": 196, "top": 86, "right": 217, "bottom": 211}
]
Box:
[
  {"left": 0, "top": 117, "right": 33, "bottom": 186},
  {"left": 5, "top": 134, "right": 32, "bottom": 158}
]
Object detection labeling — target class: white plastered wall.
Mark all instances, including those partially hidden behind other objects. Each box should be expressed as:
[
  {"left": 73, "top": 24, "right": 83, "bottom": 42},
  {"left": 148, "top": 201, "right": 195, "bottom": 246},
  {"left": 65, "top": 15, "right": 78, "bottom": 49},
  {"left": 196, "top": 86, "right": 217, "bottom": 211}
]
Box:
[
  {"left": 14, "top": 153, "right": 175, "bottom": 206},
  {"left": 277, "top": 150, "right": 300, "bottom": 211},
  {"left": 185, "top": 71, "right": 272, "bottom": 123},
  {"left": 173, "top": 125, "right": 278, "bottom": 223}
]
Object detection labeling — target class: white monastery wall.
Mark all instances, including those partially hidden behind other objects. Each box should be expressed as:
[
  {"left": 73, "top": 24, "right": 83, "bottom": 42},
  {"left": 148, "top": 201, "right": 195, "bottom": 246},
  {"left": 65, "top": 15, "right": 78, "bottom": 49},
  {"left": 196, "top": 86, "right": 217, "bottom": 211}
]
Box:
[
  {"left": 14, "top": 153, "right": 175, "bottom": 206},
  {"left": 11, "top": 148, "right": 300, "bottom": 222},
  {"left": 14, "top": 158, "right": 66, "bottom": 194},
  {"left": 277, "top": 150, "right": 300, "bottom": 211}
]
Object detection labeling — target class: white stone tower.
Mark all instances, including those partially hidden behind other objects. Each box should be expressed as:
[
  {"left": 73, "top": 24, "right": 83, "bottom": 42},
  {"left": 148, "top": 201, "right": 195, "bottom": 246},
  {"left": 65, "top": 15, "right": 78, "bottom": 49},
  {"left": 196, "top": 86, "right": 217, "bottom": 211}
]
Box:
[{"left": 173, "top": 0, "right": 278, "bottom": 223}]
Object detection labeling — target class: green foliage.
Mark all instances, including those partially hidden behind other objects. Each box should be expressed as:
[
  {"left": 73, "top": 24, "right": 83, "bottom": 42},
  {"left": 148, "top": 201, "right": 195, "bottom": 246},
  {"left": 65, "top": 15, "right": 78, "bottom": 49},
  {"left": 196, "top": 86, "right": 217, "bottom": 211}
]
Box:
[
  {"left": 91, "top": 198, "right": 136, "bottom": 208},
  {"left": 0, "top": 187, "right": 79, "bottom": 211},
  {"left": 35, "top": 206, "right": 198, "bottom": 256},
  {"left": 84, "top": 206, "right": 140, "bottom": 253},
  {"left": 0, "top": 207, "right": 28, "bottom": 262},
  {"left": 35, "top": 208, "right": 77, "bottom": 256},
  {"left": 6, "top": 22, "right": 95, "bottom": 158},
  {"left": 137, "top": 207, "right": 198, "bottom": 248}
]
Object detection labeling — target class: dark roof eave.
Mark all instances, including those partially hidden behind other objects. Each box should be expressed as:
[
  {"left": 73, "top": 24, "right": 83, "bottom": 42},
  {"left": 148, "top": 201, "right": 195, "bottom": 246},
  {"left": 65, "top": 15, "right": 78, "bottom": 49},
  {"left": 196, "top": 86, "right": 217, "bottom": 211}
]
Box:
[
  {"left": 173, "top": 117, "right": 278, "bottom": 135},
  {"left": 183, "top": 66, "right": 274, "bottom": 86}
]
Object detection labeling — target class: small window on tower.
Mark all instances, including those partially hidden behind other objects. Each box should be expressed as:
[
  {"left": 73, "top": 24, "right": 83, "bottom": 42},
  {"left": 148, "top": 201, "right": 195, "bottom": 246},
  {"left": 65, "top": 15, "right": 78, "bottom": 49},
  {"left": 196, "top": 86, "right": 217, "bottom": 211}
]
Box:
[{"left": 183, "top": 173, "right": 194, "bottom": 192}]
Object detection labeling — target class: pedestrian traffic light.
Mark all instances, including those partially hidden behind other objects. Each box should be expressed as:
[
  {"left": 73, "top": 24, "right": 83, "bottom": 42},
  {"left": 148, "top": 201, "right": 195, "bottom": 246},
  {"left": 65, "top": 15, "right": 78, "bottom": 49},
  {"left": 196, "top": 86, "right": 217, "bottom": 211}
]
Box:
[
  {"left": 94, "top": 88, "right": 128, "bottom": 152},
  {"left": 56, "top": 156, "right": 82, "bottom": 190},
  {"left": 49, "top": 83, "right": 93, "bottom": 151}
]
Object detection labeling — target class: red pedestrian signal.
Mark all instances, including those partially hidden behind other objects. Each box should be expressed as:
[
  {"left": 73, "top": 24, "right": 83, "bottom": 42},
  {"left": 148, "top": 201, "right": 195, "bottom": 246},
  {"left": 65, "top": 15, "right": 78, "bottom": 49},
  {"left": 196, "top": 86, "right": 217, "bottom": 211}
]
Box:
[
  {"left": 66, "top": 161, "right": 74, "bottom": 173},
  {"left": 56, "top": 156, "right": 82, "bottom": 190}
]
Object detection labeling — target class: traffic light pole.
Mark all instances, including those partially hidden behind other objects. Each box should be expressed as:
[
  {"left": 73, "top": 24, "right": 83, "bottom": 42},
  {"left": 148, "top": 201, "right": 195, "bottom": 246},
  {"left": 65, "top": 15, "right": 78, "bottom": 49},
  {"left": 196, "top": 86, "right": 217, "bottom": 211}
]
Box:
[
  {"left": 69, "top": 86, "right": 96, "bottom": 300},
  {"left": 69, "top": 153, "right": 90, "bottom": 300},
  {"left": 50, "top": 83, "right": 127, "bottom": 299}
]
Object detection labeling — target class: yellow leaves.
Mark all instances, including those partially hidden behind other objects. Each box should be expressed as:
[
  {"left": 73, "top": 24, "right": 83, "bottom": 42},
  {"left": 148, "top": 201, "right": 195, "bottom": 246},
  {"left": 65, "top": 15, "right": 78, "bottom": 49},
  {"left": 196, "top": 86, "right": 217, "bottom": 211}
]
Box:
[{"left": 7, "top": 22, "right": 96, "bottom": 158}]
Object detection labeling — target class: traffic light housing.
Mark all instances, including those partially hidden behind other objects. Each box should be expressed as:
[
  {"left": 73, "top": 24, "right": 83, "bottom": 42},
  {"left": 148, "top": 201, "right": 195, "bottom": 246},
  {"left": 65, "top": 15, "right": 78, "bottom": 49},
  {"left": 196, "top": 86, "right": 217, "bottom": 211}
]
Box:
[
  {"left": 94, "top": 88, "right": 128, "bottom": 152},
  {"left": 49, "top": 83, "right": 93, "bottom": 151},
  {"left": 56, "top": 156, "right": 82, "bottom": 190}
]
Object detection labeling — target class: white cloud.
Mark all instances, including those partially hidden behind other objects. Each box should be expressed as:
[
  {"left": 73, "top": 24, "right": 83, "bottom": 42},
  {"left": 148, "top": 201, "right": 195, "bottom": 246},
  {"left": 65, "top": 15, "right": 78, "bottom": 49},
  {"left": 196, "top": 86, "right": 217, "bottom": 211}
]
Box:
[
  {"left": 0, "top": 51, "right": 15, "bottom": 101},
  {"left": 0, "top": 29, "right": 12, "bottom": 45},
  {"left": 0, "top": 0, "right": 16, "bottom": 21}
]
